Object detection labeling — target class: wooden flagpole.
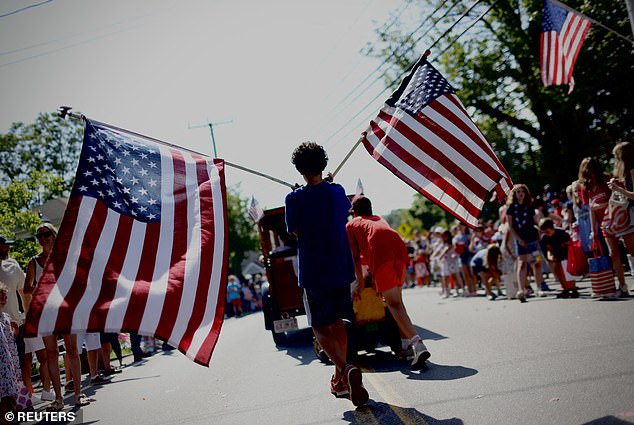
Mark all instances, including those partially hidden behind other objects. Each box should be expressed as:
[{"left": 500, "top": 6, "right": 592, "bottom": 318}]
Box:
[
  {"left": 330, "top": 49, "right": 432, "bottom": 179},
  {"left": 58, "top": 106, "right": 296, "bottom": 189}
]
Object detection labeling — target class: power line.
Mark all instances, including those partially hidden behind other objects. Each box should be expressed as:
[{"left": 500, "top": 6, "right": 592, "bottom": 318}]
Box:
[
  {"left": 343, "top": 0, "right": 460, "bottom": 107},
  {"left": 333, "top": 0, "right": 500, "bottom": 146},
  {"left": 323, "top": 0, "right": 487, "bottom": 146},
  {"left": 437, "top": 0, "right": 500, "bottom": 56},
  {"left": 328, "top": 0, "right": 452, "bottom": 116},
  {"left": 319, "top": 0, "right": 415, "bottom": 104},
  {"left": 0, "top": 0, "right": 52, "bottom": 18},
  {"left": 319, "top": 0, "right": 462, "bottom": 142}
]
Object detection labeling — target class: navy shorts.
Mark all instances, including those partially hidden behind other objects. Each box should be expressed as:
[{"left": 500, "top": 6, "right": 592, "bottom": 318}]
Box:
[
  {"left": 471, "top": 256, "right": 486, "bottom": 274},
  {"left": 302, "top": 285, "right": 353, "bottom": 328},
  {"left": 515, "top": 240, "right": 540, "bottom": 256}
]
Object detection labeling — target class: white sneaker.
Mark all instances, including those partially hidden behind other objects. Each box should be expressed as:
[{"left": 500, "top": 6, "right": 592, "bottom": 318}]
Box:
[
  {"left": 411, "top": 341, "right": 431, "bottom": 369},
  {"left": 516, "top": 290, "right": 527, "bottom": 303},
  {"left": 40, "top": 389, "right": 55, "bottom": 401}
]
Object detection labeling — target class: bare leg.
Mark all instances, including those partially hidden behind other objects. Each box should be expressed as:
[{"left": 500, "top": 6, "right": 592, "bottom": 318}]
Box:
[
  {"left": 517, "top": 256, "right": 529, "bottom": 291},
  {"left": 532, "top": 261, "right": 544, "bottom": 286},
  {"left": 87, "top": 349, "right": 99, "bottom": 378},
  {"left": 35, "top": 349, "right": 51, "bottom": 392},
  {"left": 382, "top": 286, "right": 416, "bottom": 340},
  {"left": 480, "top": 272, "right": 493, "bottom": 295},
  {"left": 101, "top": 343, "right": 112, "bottom": 371},
  {"left": 62, "top": 334, "right": 83, "bottom": 402},
  {"left": 312, "top": 320, "right": 347, "bottom": 380},
  {"left": 22, "top": 352, "right": 33, "bottom": 392},
  {"left": 42, "top": 335, "right": 63, "bottom": 404},
  {"left": 453, "top": 272, "right": 464, "bottom": 292},
  {"left": 606, "top": 236, "right": 626, "bottom": 286}
]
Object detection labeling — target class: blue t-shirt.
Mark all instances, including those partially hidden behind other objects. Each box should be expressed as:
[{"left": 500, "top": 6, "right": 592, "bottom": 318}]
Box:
[
  {"left": 285, "top": 181, "right": 355, "bottom": 290},
  {"left": 506, "top": 203, "right": 539, "bottom": 243}
]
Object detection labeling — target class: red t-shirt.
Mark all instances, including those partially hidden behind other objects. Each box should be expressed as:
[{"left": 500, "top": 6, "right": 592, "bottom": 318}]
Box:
[{"left": 346, "top": 215, "right": 409, "bottom": 273}]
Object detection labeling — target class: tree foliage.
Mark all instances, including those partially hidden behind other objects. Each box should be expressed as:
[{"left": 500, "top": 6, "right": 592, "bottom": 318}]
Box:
[
  {"left": 365, "top": 0, "right": 633, "bottom": 198},
  {"left": 0, "top": 171, "right": 65, "bottom": 266},
  {"left": 0, "top": 112, "right": 83, "bottom": 191},
  {"left": 385, "top": 193, "right": 452, "bottom": 231},
  {"left": 226, "top": 186, "right": 260, "bottom": 277}
]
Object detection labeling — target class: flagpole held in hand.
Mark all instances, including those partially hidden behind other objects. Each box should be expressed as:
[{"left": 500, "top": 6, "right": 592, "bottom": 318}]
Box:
[
  {"left": 331, "top": 135, "right": 364, "bottom": 179},
  {"left": 58, "top": 106, "right": 295, "bottom": 189},
  {"left": 330, "top": 50, "right": 432, "bottom": 180}
]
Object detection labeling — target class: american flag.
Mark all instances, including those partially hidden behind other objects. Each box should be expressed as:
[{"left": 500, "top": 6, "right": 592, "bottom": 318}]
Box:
[
  {"left": 25, "top": 119, "right": 229, "bottom": 367},
  {"left": 248, "top": 195, "right": 264, "bottom": 223},
  {"left": 361, "top": 57, "right": 512, "bottom": 228},
  {"left": 355, "top": 178, "right": 364, "bottom": 197},
  {"left": 540, "top": 0, "right": 591, "bottom": 90}
]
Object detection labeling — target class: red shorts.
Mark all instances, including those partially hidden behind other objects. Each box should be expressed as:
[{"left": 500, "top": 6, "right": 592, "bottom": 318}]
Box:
[{"left": 373, "top": 261, "right": 406, "bottom": 293}]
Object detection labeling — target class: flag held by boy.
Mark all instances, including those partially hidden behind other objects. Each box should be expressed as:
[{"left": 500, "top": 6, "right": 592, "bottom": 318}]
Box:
[
  {"left": 25, "top": 119, "right": 229, "bottom": 367},
  {"left": 361, "top": 55, "right": 512, "bottom": 228}
]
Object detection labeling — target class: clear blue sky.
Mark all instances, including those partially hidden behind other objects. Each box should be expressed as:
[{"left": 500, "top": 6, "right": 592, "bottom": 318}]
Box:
[{"left": 0, "top": 0, "right": 424, "bottom": 215}]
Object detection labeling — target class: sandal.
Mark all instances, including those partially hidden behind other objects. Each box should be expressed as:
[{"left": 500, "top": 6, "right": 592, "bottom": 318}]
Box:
[
  {"left": 47, "top": 399, "right": 64, "bottom": 411},
  {"left": 64, "top": 381, "right": 74, "bottom": 394},
  {"left": 75, "top": 393, "right": 91, "bottom": 407}
]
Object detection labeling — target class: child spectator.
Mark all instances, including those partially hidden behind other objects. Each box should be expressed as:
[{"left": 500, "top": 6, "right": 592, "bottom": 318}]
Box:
[
  {"left": 226, "top": 275, "right": 243, "bottom": 317},
  {"left": 241, "top": 281, "right": 254, "bottom": 313},
  {"left": 506, "top": 184, "right": 549, "bottom": 302},
  {"left": 469, "top": 225, "right": 489, "bottom": 253},
  {"left": 1, "top": 282, "right": 26, "bottom": 419},
  {"left": 453, "top": 224, "right": 476, "bottom": 296},
  {"left": 539, "top": 218, "right": 579, "bottom": 298},
  {"left": 432, "top": 230, "right": 465, "bottom": 298},
  {"left": 470, "top": 244, "right": 503, "bottom": 300}
]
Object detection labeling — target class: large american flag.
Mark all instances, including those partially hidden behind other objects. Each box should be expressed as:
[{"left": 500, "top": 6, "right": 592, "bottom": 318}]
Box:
[
  {"left": 25, "top": 119, "right": 228, "bottom": 367},
  {"left": 362, "top": 57, "right": 512, "bottom": 227},
  {"left": 540, "top": 0, "right": 591, "bottom": 89}
]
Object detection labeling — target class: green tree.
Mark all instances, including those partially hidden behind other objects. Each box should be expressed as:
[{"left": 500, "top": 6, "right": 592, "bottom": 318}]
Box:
[
  {"left": 0, "top": 112, "right": 83, "bottom": 191},
  {"left": 0, "top": 171, "right": 65, "bottom": 266},
  {"left": 384, "top": 194, "right": 454, "bottom": 234},
  {"left": 364, "top": 0, "right": 634, "bottom": 197},
  {"left": 226, "top": 186, "right": 259, "bottom": 277}
]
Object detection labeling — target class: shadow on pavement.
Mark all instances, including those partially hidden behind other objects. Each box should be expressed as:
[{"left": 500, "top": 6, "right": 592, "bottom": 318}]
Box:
[
  {"left": 414, "top": 325, "right": 447, "bottom": 342},
  {"left": 277, "top": 327, "right": 318, "bottom": 365},
  {"left": 343, "top": 401, "right": 464, "bottom": 425},
  {"left": 277, "top": 324, "right": 448, "bottom": 368},
  {"left": 401, "top": 362, "right": 478, "bottom": 381},
  {"left": 582, "top": 415, "right": 634, "bottom": 424},
  {"left": 353, "top": 349, "right": 478, "bottom": 382}
]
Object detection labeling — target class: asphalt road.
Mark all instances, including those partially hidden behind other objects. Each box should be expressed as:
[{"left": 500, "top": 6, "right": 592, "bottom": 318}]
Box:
[{"left": 26, "top": 275, "right": 634, "bottom": 425}]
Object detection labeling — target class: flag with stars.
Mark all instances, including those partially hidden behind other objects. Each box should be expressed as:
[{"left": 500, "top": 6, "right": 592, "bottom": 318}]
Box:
[
  {"left": 361, "top": 57, "right": 512, "bottom": 227},
  {"left": 248, "top": 195, "right": 264, "bottom": 223},
  {"left": 25, "top": 119, "right": 229, "bottom": 367},
  {"left": 540, "top": 0, "right": 591, "bottom": 91}
]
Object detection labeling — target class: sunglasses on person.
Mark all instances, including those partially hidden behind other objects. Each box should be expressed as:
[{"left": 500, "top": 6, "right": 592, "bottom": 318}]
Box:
[{"left": 36, "top": 231, "right": 54, "bottom": 239}]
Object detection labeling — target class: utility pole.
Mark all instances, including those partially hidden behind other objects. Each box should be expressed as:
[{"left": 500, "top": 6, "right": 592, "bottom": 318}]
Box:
[{"left": 188, "top": 119, "right": 233, "bottom": 157}]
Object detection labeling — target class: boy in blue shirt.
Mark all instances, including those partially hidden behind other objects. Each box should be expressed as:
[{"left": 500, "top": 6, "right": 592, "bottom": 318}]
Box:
[
  {"left": 285, "top": 142, "right": 368, "bottom": 407},
  {"left": 539, "top": 218, "right": 579, "bottom": 298}
]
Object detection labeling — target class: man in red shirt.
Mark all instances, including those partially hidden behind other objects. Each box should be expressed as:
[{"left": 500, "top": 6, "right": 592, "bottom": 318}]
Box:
[{"left": 346, "top": 196, "right": 430, "bottom": 369}]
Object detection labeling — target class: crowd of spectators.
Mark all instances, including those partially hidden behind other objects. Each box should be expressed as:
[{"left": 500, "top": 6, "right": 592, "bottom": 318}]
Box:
[{"left": 400, "top": 143, "right": 634, "bottom": 302}]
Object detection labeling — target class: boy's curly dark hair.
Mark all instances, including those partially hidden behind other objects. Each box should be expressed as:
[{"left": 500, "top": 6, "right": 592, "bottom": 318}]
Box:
[{"left": 291, "top": 142, "right": 328, "bottom": 176}]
